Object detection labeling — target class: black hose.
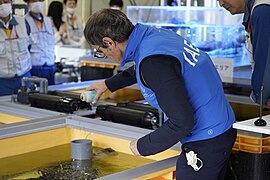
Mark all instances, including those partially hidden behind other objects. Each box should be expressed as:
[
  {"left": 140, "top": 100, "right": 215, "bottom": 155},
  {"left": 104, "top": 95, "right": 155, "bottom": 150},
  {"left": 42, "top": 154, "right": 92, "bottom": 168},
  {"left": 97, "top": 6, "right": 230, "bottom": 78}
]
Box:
[
  {"left": 29, "top": 93, "right": 79, "bottom": 113},
  {"left": 117, "top": 102, "right": 163, "bottom": 123},
  {"left": 48, "top": 91, "right": 91, "bottom": 109},
  {"left": 96, "top": 105, "right": 158, "bottom": 129}
]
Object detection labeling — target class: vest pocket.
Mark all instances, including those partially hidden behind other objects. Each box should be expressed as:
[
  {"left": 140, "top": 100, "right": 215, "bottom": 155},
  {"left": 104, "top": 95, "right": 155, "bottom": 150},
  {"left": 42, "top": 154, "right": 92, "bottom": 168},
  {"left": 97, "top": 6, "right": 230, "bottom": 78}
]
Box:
[
  {"left": 46, "top": 32, "right": 55, "bottom": 45},
  {"left": 17, "top": 38, "right": 28, "bottom": 52},
  {"left": 30, "top": 33, "right": 39, "bottom": 44},
  {"left": 17, "top": 52, "right": 31, "bottom": 74},
  {"left": 0, "top": 57, "right": 8, "bottom": 72},
  {"left": 30, "top": 45, "right": 41, "bottom": 53},
  {"left": 29, "top": 33, "right": 41, "bottom": 53},
  {"left": 0, "top": 41, "right": 6, "bottom": 57}
]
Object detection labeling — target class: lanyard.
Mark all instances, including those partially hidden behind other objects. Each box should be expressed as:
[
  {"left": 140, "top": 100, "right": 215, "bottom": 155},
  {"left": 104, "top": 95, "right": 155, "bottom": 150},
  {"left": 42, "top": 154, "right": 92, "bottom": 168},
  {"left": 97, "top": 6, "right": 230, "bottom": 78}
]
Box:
[
  {"left": 4, "top": 25, "right": 19, "bottom": 41},
  {"left": 67, "top": 16, "right": 78, "bottom": 30},
  {"left": 32, "top": 16, "right": 48, "bottom": 33}
]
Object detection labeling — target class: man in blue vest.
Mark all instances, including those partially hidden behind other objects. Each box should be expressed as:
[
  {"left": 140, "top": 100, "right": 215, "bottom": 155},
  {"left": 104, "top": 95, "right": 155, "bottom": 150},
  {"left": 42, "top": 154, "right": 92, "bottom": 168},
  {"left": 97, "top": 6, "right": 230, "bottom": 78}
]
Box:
[
  {"left": 0, "top": 0, "right": 32, "bottom": 96},
  {"left": 84, "top": 9, "right": 236, "bottom": 179},
  {"left": 219, "top": 0, "right": 270, "bottom": 108}
]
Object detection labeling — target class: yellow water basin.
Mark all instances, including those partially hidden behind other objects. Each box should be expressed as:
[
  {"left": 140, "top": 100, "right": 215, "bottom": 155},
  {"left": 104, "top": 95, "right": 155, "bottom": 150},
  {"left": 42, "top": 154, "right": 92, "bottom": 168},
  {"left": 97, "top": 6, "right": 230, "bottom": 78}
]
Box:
[
  {"left": 0, "top": 126, "right": 179, "bottom": 179},
  {"left": 0, "top": 113, "right": 28, "bottom": 124}
]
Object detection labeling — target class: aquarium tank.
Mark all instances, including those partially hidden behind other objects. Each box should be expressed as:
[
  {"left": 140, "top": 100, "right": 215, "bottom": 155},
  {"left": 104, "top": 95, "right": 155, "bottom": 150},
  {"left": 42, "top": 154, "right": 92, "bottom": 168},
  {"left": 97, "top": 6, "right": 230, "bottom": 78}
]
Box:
[{"left": 126, "top": 6, "right": 249, "bottom": 68}]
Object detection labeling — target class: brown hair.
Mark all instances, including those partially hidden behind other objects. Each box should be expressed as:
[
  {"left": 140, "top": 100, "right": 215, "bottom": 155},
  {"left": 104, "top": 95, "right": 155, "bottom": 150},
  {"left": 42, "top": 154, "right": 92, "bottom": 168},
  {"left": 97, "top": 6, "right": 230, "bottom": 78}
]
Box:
[{"left": 84, "top": 8, "right": 134, "bottom": 47}]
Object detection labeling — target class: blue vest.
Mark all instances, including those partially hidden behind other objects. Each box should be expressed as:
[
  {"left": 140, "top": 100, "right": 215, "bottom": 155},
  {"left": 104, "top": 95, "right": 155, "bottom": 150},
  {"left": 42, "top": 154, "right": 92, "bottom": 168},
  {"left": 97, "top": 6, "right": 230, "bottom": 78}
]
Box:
[{"left": 122, "top": 24, "right": 235, "bottom": 144}]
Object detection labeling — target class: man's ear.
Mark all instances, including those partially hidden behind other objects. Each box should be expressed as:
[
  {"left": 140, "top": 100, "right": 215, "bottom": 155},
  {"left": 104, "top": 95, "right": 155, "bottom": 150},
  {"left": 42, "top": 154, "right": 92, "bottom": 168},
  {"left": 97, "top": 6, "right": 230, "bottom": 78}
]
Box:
[{"left": 102, "top": 37, "right": 115, "bottom": 48}]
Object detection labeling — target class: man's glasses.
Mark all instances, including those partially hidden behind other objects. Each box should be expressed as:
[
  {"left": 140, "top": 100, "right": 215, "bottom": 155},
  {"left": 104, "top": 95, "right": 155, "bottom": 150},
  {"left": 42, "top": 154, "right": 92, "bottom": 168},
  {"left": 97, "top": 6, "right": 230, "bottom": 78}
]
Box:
[{"left": 94, "top": 46, "right": 105, "bottom": 58}]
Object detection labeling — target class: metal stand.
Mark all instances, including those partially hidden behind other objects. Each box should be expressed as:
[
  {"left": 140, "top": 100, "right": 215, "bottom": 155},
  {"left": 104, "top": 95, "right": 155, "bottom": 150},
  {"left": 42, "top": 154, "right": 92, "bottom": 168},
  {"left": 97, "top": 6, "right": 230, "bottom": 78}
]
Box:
[
  {"left": 17, "top": 77, "right": 48, "bottom": 104},
  {"left": 254, "top": 86, "right": 267, "bottom": 126}
]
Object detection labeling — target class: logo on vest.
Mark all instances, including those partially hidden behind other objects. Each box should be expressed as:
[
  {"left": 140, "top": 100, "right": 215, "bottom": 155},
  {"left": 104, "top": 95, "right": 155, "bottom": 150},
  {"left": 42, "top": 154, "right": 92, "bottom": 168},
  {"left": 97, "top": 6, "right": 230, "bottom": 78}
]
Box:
[
  {"left": 208, "top": 129, "right": 213, "bottom": 135},
  {"left": 183, "top": 39, "right": 200, "bottom": 67},
  {"left": 143, "top": 92, "right": 154, "bottom": 98},
  {"left": 140, "top": 85, "right": 154, "bottom": 98}
]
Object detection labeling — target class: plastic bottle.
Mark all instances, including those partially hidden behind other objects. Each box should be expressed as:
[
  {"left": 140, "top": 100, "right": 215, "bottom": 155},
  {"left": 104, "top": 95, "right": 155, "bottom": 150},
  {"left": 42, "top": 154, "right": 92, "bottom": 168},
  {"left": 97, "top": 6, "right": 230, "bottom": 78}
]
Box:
[{"left": 80, "top": 91, "right": 96, "bottom": 104}]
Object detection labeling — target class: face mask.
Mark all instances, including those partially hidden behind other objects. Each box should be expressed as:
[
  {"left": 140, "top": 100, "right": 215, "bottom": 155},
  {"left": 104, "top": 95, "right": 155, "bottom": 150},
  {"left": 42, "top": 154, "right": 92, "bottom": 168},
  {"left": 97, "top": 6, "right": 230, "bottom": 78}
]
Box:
[
  {"left": 66, "top": 7, "right": 76, "bottom": 15},
  {"left": 0, "top": 3, "right": 12, "bottom": 18},
  {"left": 30, "top": 2, "right": 44, "bottom": 14}
]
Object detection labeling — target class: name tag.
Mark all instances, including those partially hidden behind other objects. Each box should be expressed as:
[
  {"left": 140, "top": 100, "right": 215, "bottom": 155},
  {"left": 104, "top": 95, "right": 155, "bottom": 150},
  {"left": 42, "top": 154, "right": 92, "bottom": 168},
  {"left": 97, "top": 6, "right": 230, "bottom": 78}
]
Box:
[{"left": 212, "top": 58, "right": 234, "bottom": 83}]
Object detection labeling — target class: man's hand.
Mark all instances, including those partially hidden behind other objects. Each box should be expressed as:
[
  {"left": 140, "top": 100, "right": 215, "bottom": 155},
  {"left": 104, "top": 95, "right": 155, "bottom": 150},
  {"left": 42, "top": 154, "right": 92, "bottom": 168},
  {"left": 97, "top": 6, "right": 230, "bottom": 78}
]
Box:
[
  {"left": 129, "top": 140, "right": 141, "bottom": 156},
  {"left": 85, "top": 80, "right": 108, "bottom": 103}
]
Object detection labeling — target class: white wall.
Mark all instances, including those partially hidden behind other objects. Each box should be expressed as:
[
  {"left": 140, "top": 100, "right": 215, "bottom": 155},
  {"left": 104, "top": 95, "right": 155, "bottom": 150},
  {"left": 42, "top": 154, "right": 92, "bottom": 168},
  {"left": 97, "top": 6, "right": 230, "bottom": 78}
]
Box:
[
  {"left": 14, "top": 0, "right": 219, "bottom": 24},
  {"left": 14, "top": 0, "right": 90, "bottom": 22},
  {"left": 90, "top": 0, "right": 160, "bottom": 15}
]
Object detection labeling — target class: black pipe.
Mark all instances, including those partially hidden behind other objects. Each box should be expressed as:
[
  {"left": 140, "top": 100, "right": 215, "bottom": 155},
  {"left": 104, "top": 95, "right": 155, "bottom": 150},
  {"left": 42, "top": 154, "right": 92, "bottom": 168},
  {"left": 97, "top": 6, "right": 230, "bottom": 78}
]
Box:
[
  {"left": 48, "top": 91, "right": 91, "bottom": 109},
  {"left": 29, "top": 93, "right": 79, "bottom": 113},
  {"left": 96, "top": 105, "right": 158, "bottom": 129},
  {"left": 49, "top": 90, "right": 83, "bottom": 99},
  {"left": 117, "top": 102, "right": 163, "bottom": 124}
]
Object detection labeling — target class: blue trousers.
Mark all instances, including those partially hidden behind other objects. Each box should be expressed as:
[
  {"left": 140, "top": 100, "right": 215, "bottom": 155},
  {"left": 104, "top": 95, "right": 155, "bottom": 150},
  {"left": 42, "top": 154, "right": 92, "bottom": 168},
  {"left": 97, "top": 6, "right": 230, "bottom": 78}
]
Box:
[
  {"left": 176, "top": 128, "right": 237, "bottom": 180},
  {"left": 0, "top": 71, "right": 31, "bottom": 96},
  {"left": 31, "top": 64, "right": 55, "bottom": 85}
]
